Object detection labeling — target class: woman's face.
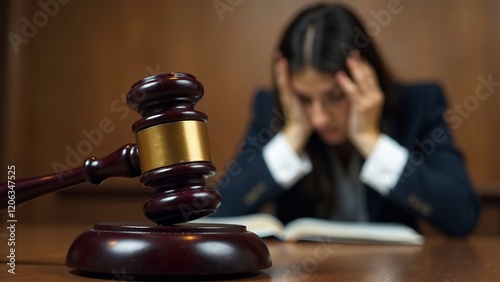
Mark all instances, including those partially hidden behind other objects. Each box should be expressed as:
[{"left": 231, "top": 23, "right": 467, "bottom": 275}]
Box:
[{"left": 291, "top": 68, "right": 350, "bottom": 145}]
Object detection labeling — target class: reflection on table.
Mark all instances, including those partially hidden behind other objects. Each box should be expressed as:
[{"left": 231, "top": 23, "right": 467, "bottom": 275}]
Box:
[{"left": 0, "top": 224, "right": 499, "bottom": 281}]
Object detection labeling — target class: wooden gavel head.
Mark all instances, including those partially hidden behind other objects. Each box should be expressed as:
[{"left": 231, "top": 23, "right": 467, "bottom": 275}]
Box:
[
  {"left": 127, "top": 72, "right": 220, "bottom": 225},
  {"left": 0, "top": 72, "right": 221, "bottom": 226}
]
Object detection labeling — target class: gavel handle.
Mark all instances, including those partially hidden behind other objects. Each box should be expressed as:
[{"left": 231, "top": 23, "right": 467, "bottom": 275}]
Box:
[{"left": 0, "top": 144, "right": 141, "bottom": 210}]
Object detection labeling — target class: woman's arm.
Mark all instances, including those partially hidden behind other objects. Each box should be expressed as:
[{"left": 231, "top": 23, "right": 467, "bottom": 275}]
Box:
[
  {"left": 384, "top": 85, "right": 480, "bottom": 236},
  {"left": 213, "top": 91, "right": 311, "bottom": 216},
  {"left": 335, "top": 53, "right": 479, "bottom": 236}
]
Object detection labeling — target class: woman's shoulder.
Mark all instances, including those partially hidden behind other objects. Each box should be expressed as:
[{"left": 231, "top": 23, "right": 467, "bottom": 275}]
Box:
[
  {"left": 389, "top": 83, "right": 450, "bottom": 145},
  {"left": 250, "top": 89, "right": 278, "bottom": 112},
  {"left": 253, "top": 89, "right": 275, "bottom": 102},
  {"left": 396, "top": 82, "right": 444, "bottom": 97},
  {"left": 395, "top": 82, "right": 447, "bottom": 109}
]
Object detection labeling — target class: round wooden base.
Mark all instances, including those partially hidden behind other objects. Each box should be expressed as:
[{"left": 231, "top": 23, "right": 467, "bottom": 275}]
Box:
[{"left": 65, "top": 223, "right": 272, "bottom": 276}]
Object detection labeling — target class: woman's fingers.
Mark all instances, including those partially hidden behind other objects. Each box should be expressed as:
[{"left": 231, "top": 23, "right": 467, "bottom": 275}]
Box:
[
  {"left": 274, "top": 56, "right": 302, "bottom": 122},
  {"left": 335, "top": 70, "right": 360, "bottom": 104},
  {"left": 338, "top": 51, "right": 384, "bottom": 157},
  {"left": 273, "top": 53, "right": 313, "bottom": 152},
  {"left": 275, "top": 58, "right": 292, "bottom": 95},
  {"left": 346, "top": 51, "right": 380, "bottom": 98},
  {"left": 274, "top": 56, "right": 291, "bottom": 105}
]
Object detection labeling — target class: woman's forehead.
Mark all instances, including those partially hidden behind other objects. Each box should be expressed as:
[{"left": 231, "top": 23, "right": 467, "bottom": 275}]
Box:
[{"left": 291, "top": 68, "right": 339, "bottom": 95}]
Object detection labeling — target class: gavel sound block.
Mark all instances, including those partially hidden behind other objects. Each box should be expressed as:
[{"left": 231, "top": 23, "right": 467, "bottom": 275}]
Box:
[{"left": 0, "top": 73, "right": 271, "bottom": 276}]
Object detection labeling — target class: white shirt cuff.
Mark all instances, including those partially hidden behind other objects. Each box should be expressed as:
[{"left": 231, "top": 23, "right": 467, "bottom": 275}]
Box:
[
  {"left": 359, "top": 134, "right": 409, "bottom": 196},
  {"left": 262, "top": 131, "right": 312, "bottom": 189}
]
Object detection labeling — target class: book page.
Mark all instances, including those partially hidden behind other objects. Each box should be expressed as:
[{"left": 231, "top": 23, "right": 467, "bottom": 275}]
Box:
[
  {"left": 194, "top": 213, "right": 286, "bottom": 238},
  {"left": 283, "top": 218, "right": 424, "bottom": 245}
]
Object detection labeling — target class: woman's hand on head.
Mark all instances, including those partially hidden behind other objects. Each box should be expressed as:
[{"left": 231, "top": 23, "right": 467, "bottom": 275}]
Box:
[
  {"left": 274, "top": 54, "right": 313, "bottom": 153},
  {"left": 335, "top": 51, "right": 384, "bottom": 158}
]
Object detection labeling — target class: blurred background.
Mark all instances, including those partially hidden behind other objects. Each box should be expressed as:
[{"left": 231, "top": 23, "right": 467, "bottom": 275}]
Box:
[{"left": 1, "top": 0, "right": 499, "bottom": 234}]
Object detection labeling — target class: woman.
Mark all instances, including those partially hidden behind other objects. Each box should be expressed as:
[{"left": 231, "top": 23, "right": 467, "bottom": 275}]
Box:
[{"left": 213, "top": 3, "right": 479, "bottom": 236}]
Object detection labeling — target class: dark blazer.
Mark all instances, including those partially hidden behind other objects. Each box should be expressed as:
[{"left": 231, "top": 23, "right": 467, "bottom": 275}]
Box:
[{"left": 213, "top": 84, "right": 480, "bottom": 236}]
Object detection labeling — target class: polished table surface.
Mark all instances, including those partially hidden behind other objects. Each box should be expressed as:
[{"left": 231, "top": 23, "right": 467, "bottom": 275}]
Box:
[{"left": 1, "top": 224, "right": 500, "bottom": 281}]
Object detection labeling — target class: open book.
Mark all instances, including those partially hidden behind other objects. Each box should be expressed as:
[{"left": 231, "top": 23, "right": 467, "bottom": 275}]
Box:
[{"left": 194, "top": 213, "right": 424, "bottom": 245}]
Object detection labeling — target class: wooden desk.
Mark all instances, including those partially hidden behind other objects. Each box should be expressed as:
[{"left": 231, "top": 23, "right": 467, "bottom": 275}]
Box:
[{"left": 1, "top": 224, "right": 499, "bottom": 281}]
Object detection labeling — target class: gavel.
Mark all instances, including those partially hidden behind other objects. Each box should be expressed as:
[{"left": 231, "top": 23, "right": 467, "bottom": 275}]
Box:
[
  {"left": 1, "top": 72, "right": 219, "bottom": 225},
  {"left": 0, "top": 73, "right": 271, "bottom": 277}
]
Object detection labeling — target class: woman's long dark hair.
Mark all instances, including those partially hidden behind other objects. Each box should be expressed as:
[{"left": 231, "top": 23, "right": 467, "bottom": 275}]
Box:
[
  {"left": 273, "top": 4, "right": 397, "bottom": 222},
  {"left": 276, "top": 3, "right": 396, "bottom": 119}
]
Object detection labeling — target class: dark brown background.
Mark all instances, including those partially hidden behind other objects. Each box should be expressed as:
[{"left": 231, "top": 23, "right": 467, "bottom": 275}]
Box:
[{"left": 1, "top": 0, "right": 499, "bottom": 234}]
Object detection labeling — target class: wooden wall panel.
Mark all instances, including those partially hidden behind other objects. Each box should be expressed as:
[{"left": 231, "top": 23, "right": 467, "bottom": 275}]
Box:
[
  {"left": 2, "top": 0, "right": 499, "bottom": 226},
  {"left": 0, "top": 1, "right": 8, "bottom": 166}
]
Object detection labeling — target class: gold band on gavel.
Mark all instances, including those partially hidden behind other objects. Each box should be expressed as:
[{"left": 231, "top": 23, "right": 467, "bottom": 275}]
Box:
[{"left": 135, "top": 120, "right": 213, "bottom": 172}]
